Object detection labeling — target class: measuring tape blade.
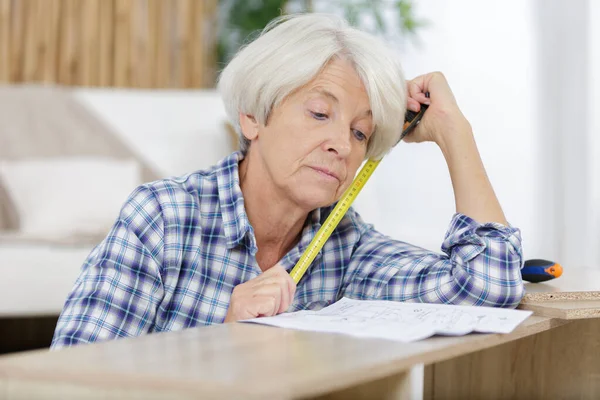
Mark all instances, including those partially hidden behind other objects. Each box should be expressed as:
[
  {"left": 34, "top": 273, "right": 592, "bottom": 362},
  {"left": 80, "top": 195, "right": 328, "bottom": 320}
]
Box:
[{"left": 289, "top": 158, "right": 382, "bottom": 283}]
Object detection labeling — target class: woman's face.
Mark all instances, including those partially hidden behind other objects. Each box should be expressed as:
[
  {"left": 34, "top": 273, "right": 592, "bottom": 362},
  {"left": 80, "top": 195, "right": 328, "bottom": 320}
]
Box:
[{"left": 241, "top": 58, "right": 374, "bottom": 211}]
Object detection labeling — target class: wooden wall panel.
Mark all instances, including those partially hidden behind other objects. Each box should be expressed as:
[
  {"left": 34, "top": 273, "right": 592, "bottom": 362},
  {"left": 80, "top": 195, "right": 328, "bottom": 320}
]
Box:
[
  {"left": 0, "top": 0, "right": 9, "bottom": 80},
  {"left": 425, "top": 319, "right": 600, "bottom": 399},
  {"left": 0, "top": 0, "right": 217, "bottom": 88}
]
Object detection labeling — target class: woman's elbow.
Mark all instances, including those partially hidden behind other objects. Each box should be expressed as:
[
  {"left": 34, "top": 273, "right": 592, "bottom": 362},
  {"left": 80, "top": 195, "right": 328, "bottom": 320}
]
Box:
[
  {"left": 477, "top": 262, "right": 525, "bottom": 308},
  {"left": 492, "top": 278, "right": 525, "bottom": 308},
  {"left": 449, "top": 253, "right": 525, "bottom": 308}
]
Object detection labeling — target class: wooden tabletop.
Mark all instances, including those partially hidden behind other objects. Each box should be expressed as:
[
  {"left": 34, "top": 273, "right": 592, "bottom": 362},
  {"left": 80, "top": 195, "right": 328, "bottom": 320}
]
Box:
[
  {"left": 0, "top": 316, "right": 565, "bottom": 400},
  {"left": 523, "top": 268, "right": 600, "bottom": 301},
  {"left": 520, "top": 268, "right": 600, "bottom": 319}
]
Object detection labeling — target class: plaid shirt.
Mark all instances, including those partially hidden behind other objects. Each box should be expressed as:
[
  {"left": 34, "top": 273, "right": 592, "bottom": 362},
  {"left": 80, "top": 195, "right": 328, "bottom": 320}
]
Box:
[{"left": 52, "top": 151, "right": 524, "bottom": 348}]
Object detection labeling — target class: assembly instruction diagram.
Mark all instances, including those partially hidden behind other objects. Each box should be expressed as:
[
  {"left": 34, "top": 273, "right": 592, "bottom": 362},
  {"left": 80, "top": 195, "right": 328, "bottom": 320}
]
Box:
[{"left": 245, "top": 297, "right": 532, "bottom": 342}]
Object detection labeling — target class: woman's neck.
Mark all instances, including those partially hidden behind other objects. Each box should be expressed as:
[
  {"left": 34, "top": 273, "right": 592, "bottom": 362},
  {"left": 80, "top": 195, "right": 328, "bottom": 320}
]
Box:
[{"left": 238, "top": 153, "right": 308, "bottom": 271}]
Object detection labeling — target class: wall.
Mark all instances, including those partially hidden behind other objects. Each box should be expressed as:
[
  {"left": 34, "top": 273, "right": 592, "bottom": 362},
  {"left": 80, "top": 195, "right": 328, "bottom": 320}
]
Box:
[
  {"left": 589, "top": 0, "right": 600, "bottom": 267},
  {"left": 353, "top": 0, "right": 541, "bottom": 260},
  {"left": 530, "top": 0, "right": 597, "bottom": 268}
]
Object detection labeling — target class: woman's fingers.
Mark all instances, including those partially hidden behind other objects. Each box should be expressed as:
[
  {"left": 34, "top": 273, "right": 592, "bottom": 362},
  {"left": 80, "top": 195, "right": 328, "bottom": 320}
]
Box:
[
  {"left": 261, "top": 265, "right": 296, "bottom": 312},
  {"left": 407, "top": 80, "right": 431, "bottom": 112},
  {"left": 277, "top": 271, "right": 296, "bottom": 313},
  {"left": 286, "top": 273, "right": 297, "bottom": 307},
  {"left": 407, "top": 97, "right": 421, "bottom": 113},
  {"left": 251, "top": 272, "right": 293, "bottom": 312},
  {"left": 403, "top": 72, "right": 470, "bottom": 146},
  {"left": 243, "top": 296, "right": 279, "bottom": 319},
  {"left": 226, "top": 288, "right": 280, "bottom": 321},
  {"left": 252, "top": 280, "right": 294, "bottom": 314},
  {"left": 409, "top": 80, "right": 430, "bottom": 100},
  {"left": 224, "top": 264, "right": 297, "bottom": 322},
  {"left": 253, "top": 283, "right": 286, "bottom": 313}
]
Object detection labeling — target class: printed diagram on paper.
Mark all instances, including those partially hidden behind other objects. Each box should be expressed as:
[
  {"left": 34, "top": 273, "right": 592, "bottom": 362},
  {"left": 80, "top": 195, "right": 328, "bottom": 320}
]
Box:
[{"left": 244, "top": 297, "right": 532, "bottom": 342}]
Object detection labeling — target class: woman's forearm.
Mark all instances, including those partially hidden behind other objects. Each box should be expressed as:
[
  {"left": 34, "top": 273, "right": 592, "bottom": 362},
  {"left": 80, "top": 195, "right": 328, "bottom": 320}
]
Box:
[{"left": 439, "top": 125, "right": 508, "bottom": 226}]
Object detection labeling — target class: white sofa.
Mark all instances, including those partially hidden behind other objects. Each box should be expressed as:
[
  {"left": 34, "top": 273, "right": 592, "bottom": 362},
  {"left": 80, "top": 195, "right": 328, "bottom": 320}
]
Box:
[{"left": 0, "top": 86, "right": 235, "bottom": 317}]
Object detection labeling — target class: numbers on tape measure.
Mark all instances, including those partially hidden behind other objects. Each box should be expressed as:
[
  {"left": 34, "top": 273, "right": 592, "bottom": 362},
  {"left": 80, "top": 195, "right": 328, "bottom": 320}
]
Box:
[{"left": 290, "top": 159, "right": 382, "bottom": 283}]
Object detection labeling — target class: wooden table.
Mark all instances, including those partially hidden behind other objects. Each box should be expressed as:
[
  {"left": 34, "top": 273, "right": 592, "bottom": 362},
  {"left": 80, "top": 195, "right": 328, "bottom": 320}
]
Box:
[
  {"left": 0, "top": 270, "right": 599, "bottom": 399},
  {"left": 518, "top": 268, "right": 600, "bottom": 319},
  {"left": 426, "top": 268, "right": 600, "bottom": 399}
]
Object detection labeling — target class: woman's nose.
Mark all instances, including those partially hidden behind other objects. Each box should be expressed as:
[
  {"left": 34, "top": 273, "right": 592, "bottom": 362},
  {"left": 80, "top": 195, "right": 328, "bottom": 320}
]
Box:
[{"left": 324, "top": 126, "right": 352, "bottom": 157}]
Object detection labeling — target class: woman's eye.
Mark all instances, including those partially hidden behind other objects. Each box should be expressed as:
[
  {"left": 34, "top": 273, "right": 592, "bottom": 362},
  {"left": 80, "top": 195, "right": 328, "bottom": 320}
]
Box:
[
  {"left": 352, "top": 129, "right": 367, "bottom": 142},
  {"left": 311, "top": 111, "right": 328, "bottom": 120}
]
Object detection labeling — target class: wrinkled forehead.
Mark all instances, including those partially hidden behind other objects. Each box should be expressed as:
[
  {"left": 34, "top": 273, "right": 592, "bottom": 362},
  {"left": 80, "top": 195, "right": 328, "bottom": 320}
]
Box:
[{"left": 297, "top": 59, "right": 372, "bottom": 110}]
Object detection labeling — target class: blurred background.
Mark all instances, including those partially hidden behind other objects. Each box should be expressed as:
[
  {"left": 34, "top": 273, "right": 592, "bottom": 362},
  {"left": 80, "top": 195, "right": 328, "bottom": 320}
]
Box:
[{"left": 0, "top": 0, "right": 598, "bottom": 353}]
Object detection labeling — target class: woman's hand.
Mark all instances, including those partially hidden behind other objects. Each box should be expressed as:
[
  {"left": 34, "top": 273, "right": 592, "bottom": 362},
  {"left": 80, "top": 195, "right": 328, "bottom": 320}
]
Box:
[
  {"left": 224, "top": 264, "right": 296, "bottom": 323},
  {"left": 404, "top": 71, "right": 472, "bottom": 149}
]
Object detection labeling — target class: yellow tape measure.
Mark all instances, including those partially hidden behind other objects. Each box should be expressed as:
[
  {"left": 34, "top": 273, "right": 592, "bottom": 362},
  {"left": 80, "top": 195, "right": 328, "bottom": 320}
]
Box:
[
  {"left": 290, "top": 96, "right": 429, "bottom": 284},
  {"left": 290, "top": 158, "right": 381, "bottom": 283}
]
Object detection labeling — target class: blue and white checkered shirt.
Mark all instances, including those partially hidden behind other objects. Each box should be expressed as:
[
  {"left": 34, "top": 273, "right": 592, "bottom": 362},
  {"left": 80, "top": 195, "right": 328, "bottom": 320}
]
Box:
[{"left": 52, "top": 151, "right": 524, "bottom": 348}]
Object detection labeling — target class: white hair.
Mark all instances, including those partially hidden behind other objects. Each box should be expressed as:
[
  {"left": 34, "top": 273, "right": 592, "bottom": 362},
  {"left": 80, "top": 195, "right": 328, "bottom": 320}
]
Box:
[{"left": 217, "top": 13, "right": 407, "bottom": 160}]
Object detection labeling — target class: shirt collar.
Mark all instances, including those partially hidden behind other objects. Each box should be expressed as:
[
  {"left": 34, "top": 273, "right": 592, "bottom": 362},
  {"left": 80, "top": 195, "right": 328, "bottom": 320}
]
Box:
[{"left": 216, "top": 151, "right": 256, "bottom": 252}]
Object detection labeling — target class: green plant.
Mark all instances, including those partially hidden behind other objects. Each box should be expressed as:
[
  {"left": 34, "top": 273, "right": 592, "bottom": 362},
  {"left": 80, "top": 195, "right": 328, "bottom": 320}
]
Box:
[{"left": 217, "top": 0, "right": 425, "bottom": 66}]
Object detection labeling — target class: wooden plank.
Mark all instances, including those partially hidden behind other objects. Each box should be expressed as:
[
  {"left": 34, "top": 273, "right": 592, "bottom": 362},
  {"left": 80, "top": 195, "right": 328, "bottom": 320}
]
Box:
[
  {"left": 154, "top": 0, "right": 171, "bottom": 88},
  {"left": 423, "top": 364, "right": 434, "bottom": 400},
  {"left": 129, "top": 0, "right": 140, "bottom": 87},
  {"left": 57, "top": 0, "right": 81, "bottom": 85},
  {"left": 191, "top": 0, "right": 218, "bottom": 88},
  {"left": 314, "top": 371, "right": 412, "bottom": 400},
  {"left": 0, "top": 0, "right": 10, "bottom": 82},
  {"left": 23, "top": 0, "right": 41, "bottom": 82},
  {"left": 9, "top": 0, "right": 25, "bottom": 82},
  {"left": 98, "top": 0, "right": 114, "bottom": 86},
  {"left": 70, "top": 0, "right": 82, "bottom": 85},
  {"left": 41, "top": 0, "right": 62, "bottom": 83},
  {"left": 520, "top": 270, "right": 600, "bottom": 319},
  {"left": 0, "top": 0, "right": 216, "bottom": 88},
  {"left": 519, "top": 299, "right": 600, "bottom": 319},
  {"left": 428, "top": 318, "right": 600, "bottom": 399},
  {"left": 523, "top": 269, "right": 600, "bottom": 302},
  {"left": 191, "top": 0, "right": 204, "bottom": 88},
  {"left": 0, "top": 316, "right": 567, "bottom": 399},
  {"left": 113, "top": 0, "right": 132, "bottom": 87},
  {"left": 179, "top": 0, "right": 193, "bottom": 88},
  {"left": 147, "top": 0, "right": 160, "bottom": 88},
  {"left": 130, "top": 0, "right": 150, "bottom": 88},
  {"left": 200, "top": 0, "right": 217, "bottom": 87},
  {"left": 80, "top": 0, "right": 100, "bottom": 86}
]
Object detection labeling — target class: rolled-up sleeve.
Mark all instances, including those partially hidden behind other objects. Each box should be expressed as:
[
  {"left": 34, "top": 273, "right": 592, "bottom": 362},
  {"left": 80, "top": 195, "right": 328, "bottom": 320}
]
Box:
[
  {"left": 51, "top": 186, "right": 165, "bottom": 349},
  {"left": 342, "top": 213, "right": 525, "bottom": 308}
]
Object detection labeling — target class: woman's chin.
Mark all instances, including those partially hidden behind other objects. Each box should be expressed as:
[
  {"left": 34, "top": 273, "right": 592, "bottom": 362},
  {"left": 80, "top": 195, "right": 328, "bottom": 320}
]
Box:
[{"left": 294, "top": 188, "right": 339, "bottom": 210}]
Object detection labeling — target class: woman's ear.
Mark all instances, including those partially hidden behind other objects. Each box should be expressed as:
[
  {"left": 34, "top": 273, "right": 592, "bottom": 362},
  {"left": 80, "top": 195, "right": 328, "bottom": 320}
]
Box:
[{"left": 239, "top": 113, "right": 260, "bottom": 141}]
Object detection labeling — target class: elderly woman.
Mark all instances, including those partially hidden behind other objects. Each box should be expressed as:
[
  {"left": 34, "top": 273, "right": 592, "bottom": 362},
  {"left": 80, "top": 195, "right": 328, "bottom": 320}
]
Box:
[{"left": 52, "top": 14, "right": 524, "bottom": 348}]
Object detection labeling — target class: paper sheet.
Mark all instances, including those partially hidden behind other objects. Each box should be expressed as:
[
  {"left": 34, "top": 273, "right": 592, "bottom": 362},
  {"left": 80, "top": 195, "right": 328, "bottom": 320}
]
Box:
[{"left": 243, "top": 298, "right": 533, "bottom": 342}]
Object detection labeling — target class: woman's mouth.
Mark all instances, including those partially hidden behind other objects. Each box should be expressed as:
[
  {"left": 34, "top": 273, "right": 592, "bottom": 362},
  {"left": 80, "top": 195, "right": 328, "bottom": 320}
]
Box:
[{"left": 309, "top": 166, "right": 340, "bottom": 182}]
